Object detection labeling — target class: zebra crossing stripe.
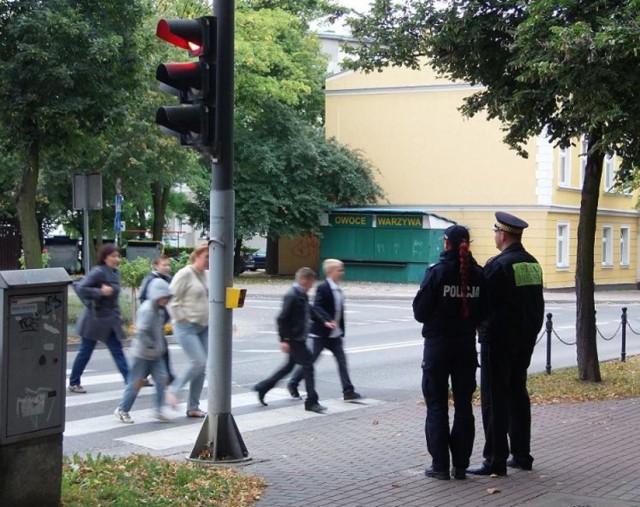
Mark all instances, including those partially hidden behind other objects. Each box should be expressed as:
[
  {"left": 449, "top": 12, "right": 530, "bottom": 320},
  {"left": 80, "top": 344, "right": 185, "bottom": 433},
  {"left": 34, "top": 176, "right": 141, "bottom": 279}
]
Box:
[
  {"left": 63, "top": 388, "right": 383, "bottom": 449},
  {"left": 116, "top": 398, "right": 384, "bottom": 451},
  {"left": 64, "top": 389, "right": 291, "bottom": 437}
]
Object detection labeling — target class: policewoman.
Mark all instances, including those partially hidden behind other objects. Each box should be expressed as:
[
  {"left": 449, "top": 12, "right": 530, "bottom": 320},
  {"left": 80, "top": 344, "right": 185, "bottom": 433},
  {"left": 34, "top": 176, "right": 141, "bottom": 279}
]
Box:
[
  {"left": 413, "top": 225, "right": 488, "bottom": 480},
  {"left": 469, "top": 212, "right": 544, "bottom": 476}
]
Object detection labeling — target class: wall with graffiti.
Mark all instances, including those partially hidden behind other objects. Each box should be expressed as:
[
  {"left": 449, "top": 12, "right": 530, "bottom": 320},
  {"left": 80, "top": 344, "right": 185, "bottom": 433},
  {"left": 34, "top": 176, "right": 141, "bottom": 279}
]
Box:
[{"left": 278, "top": 235, "right": 320, "bottom": 275}]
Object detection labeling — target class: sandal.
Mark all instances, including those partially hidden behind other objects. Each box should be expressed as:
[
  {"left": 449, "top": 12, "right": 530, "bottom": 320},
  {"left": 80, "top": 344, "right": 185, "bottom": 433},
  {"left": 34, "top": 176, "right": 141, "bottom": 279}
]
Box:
[
  {"left": 186, "top": 409, "right": 207, "bottom": 418},
  {"left": 68, "top": 385, "right": 87, "bottom": 394}
]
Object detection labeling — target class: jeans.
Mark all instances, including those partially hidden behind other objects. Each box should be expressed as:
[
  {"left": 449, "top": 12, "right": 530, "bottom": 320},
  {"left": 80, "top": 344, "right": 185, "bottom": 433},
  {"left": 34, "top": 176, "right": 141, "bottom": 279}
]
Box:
[
  {"left": 170, "top": 321, "right": 208, "bottom": 412},
  {"left": 69, "top": 332, "right": 129, "bottom": 387},
  {"left": 255, "top": 340, "right": 319, "bottom": 407},
  {"left": 289, "top": 336, "right": 354, "bottom": 393},
  {"left": 119, "top": 357, "right": 168, "bottom": 413}
]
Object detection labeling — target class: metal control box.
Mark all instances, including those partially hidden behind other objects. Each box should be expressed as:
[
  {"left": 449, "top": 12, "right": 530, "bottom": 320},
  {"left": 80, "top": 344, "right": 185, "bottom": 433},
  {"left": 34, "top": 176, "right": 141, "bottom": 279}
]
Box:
[{"left": 0, "top": 268, "right": 71, "bottom": 444}]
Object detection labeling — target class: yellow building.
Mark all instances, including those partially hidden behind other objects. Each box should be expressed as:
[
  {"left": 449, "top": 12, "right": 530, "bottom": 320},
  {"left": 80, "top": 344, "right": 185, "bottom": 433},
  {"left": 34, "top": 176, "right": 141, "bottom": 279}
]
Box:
[{"left": 325, "top": 66, "right": 640, "bottom": 289}]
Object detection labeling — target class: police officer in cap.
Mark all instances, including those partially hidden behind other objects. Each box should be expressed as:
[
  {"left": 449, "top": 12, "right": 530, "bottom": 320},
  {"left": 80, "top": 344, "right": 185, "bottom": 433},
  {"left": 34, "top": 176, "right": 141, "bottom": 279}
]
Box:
[
  {"left": 413, "top": 225, "right": 489, "bottom": 480},
  {"left": 469, "top": 212, "right": 544, "bottom": 476}
]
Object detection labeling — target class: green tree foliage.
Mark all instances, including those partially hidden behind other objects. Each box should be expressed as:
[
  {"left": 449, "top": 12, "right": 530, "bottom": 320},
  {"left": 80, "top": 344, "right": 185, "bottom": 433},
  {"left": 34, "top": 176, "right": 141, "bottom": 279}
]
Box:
[
  {"left": 0, "top": 0, "right": 146, "bottom": 267},
  {"left": 101, "top": 6, "right": 201, "bottom": 242},
  {"left": 182, "top": 101, "right": 384, "bottom": 239},
  {"left": 177, "top": 2, "right": 383, "bottom": 244},
  {"left": 235, "top": 2, "right": 329, "bottom": 123},
  {"left": 345, "top": 0, "right": 640, "bottom": 381}
]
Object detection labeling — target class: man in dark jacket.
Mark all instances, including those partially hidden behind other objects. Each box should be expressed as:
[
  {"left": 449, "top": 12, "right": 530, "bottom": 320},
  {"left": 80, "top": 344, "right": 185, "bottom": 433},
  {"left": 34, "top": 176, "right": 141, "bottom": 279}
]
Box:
[
  {"left": 469, "top": 212, "right": 544, "bottom": 476},
  {"left": 287, "top": 259, "right": 362, "bottom": 401},
  {"left": 253, "top": 267, "right": 335, "bottom": 413}
]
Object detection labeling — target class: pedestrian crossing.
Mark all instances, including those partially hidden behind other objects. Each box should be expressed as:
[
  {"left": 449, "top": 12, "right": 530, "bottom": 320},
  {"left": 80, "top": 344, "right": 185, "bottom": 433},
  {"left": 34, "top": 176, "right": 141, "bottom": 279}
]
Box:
[
  {"left": 63, "top": 373, "right": 384, "bottom": 452},
  {"left": 115, "top": 396, "right": 381, "bottom": 451}
]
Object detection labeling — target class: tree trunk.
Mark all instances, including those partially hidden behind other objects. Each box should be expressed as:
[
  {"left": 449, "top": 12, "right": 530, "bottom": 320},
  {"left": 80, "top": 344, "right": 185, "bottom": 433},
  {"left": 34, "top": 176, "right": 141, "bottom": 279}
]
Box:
[
  {"left": 16, "top": 140, "right": 42, "bottom": 269},
  {"left": 575, "top": 135, "right": 604, "bottom": 382},
  {"left": 266, "top": 236, "right": 279, "bottom": 275},
  {"left": 234, "top": 237, "right": 244, "bottom": 276},
  {"left": 136, "top": 205, "right": 147, "bottom": 239},
  {"left": 151, "top": 181, "right": 170, "bottom": 241}
]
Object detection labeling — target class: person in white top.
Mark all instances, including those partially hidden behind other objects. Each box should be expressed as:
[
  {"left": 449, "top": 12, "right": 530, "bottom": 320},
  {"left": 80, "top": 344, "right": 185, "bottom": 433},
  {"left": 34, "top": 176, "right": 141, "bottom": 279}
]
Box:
[
  {"left": 167, "top": 243, "right": 209, "bottom": 418},
  {"left": 288, "top": 259, "right": 362, "bottom": 401}
]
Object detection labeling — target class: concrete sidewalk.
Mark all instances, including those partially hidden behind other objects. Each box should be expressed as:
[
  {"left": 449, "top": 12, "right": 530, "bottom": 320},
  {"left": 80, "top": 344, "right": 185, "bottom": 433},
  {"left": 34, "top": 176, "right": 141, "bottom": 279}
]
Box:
[
  {"left": 227, "top": 279, "right": 640, "bottom": 506},
  {"left": 219, "top": 395, "right": 640, "bottom": 507},
  {"left": 238, "top": 276, "right": 640, "bottom": 305}
]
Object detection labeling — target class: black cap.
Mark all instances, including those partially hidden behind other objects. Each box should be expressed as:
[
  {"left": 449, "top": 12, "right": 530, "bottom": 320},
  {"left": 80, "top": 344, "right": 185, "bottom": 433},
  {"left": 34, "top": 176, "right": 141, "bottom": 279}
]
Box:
[
  {"left": 494, "top": 212, "right": 528, "bottom": 234},
  {"left": 444, "top": 225, "right": 470, "bottom": 247}
]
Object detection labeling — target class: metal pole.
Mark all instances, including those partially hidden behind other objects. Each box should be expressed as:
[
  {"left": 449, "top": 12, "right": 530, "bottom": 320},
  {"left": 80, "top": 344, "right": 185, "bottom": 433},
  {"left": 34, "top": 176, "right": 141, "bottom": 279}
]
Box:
[
  {"left": 82, "top": 175, "right": 91, "bottom": 275},
  {"left": 545, "top": 313, "right": 553, "bottom": 375},
  {"left": 190, "top": 0, "right": 248, "bottom": 463},
  {"left": 621, "top": 307, "right": 627, "bottom": 362}
]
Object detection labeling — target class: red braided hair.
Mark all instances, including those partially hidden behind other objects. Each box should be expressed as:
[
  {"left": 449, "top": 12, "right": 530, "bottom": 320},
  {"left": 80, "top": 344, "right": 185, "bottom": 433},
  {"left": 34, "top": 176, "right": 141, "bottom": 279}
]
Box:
[{"left": 459, "top": 240, "right": 470, "bottom": 319}]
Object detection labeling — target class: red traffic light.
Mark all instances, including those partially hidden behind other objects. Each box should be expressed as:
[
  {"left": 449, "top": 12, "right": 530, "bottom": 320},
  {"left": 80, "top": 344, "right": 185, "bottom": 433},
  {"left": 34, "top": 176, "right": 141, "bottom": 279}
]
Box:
[
  {"left": 156, "top": 16, "right": 217, "bottom": 154},
  {"left": 157, "top": 18, "right": 208, "bottom": 56}
]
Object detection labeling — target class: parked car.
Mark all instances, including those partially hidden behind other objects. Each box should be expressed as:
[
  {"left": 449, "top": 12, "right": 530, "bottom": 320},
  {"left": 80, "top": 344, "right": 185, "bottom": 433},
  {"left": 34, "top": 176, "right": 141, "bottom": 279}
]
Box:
[{"left": 248, "top": 248, "right": 266, "bottom": 271}]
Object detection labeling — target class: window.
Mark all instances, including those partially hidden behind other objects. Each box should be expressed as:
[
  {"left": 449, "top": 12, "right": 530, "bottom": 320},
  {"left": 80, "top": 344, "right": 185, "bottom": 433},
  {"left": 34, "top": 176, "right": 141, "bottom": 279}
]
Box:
[
  {"left": 557, "top": 223, "right": 570, "bottom": 268},
  {"left": 602, "top": 226, "right": 613, "bottom": 267},
  {"left": 620, "top": 227, "right": 630, "bottom": 266},
  {"left": 604, "top": 153, "right": 616, "bottom": 191},
  {"left": 579, "top": 136, "right": 588, "bottom": 188},
  {"left": 558, "top": 147, "right": 570, "bottom": 186}
]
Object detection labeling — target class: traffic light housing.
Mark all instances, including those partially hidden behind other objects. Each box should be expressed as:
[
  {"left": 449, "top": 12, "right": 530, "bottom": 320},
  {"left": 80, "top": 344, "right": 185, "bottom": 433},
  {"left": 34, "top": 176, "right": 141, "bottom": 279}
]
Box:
[{"left": 155, "top": 17, "right": 217, "bottom": 154}]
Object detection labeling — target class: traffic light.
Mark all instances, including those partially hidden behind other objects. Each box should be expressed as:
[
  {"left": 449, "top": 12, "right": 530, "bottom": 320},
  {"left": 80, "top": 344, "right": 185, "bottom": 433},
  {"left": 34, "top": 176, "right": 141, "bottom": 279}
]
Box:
[{"left": 155, "top": 17, "right": 217, "bottom": 154}]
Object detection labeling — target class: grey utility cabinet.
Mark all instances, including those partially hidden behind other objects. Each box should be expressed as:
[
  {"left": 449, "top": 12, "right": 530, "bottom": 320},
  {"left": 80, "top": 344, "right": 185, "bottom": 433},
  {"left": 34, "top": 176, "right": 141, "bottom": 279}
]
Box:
[{"left": 0, "top": 268, "right": 71, "bottom": 507}]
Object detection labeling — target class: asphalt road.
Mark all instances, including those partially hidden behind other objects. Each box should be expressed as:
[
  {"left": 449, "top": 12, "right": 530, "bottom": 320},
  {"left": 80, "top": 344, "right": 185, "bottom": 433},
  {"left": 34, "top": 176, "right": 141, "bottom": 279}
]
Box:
[{"left": 62, "top": 298, "right": 640, "bottom": 457}]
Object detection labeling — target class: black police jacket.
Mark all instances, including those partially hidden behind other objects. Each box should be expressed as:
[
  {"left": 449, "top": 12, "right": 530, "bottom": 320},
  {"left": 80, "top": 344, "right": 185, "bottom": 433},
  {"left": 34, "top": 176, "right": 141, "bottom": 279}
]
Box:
[
  {"left": 479, "top": 242, "right": 544, "bottom": 347},
  {"left": 413, "top": 249, "right": 489, "bottom": 339}
]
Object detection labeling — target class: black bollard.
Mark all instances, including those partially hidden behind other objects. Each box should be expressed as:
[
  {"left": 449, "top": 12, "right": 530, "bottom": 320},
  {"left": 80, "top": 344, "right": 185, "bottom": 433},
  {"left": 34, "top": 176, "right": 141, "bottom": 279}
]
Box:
[
  {"left": 545, "top": 313, "right": 553, "bottom": 375},
  {"left": 621, "top": 307, "right": 627, "bottom": 363}
]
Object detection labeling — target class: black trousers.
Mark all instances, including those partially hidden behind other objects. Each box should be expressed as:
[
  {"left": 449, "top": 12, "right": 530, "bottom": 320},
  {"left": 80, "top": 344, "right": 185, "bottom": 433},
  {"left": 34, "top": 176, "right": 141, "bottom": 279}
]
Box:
[
  {"left": 289, "top": 336, "right": 354, "bottom": 393},
  {"left": 480, "top": 341, "right": 534, "bottom": 469},
  {"left": 421, "top": 336, "right": 477, "bottom": 471},
  {"left": 255, "top": 341, "right": 319, "bottom": 407}
]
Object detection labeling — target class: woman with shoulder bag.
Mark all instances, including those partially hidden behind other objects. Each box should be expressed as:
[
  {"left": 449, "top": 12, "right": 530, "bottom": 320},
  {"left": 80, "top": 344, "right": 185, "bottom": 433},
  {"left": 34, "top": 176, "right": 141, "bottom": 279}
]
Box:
[
  {"left": 166, "top": 243, "right": 210, "bottom": 418},
  {"left": 68, "top": 244, "right": 129, "bottom": 394}
]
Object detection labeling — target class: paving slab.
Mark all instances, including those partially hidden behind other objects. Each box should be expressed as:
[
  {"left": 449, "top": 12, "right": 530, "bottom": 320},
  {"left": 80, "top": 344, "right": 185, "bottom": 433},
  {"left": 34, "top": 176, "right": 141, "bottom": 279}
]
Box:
[{"left": 233, "top": 397, "right": 640, "bottom": 507}]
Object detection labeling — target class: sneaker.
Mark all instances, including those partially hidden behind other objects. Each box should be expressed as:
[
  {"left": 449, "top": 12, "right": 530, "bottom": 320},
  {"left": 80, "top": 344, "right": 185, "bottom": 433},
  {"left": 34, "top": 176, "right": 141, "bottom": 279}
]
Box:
[
  {"left": 287, "top": 384, "right": 302, "bottom": 400},
  {"left": 165, "top": 391, "right": 179, "bottom": 410},
  {"left": 114, "top": 408, "right": 134, "bottom": 424},
  {"left": 68, "top": 385, "right": 87, "bottom": 394},
  {"left": 305, "top": 403, "right": 327, "bottom": 414},
  {"left": 154, "top": 411, "right": 171, "bottom": 422},
  {"left": 343, "top": 391, "right": 362, "bottom": 401}
]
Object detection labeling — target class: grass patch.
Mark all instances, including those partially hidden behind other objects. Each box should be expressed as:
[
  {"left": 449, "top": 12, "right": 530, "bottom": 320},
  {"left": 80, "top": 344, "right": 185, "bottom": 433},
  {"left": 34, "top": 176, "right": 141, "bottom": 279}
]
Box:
[
  {"left": 62, "top": 454, "right": 265, "bottom": 507},
  {"left": 527, "top": 355, "right": 640, "bottom": 405},
  {"left": 470, "top": 355, "right": 640, "bottom": 406}
]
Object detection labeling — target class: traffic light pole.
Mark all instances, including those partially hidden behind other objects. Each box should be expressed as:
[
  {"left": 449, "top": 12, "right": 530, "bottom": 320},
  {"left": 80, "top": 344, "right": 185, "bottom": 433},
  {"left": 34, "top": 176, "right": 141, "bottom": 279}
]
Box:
[{"left": 189, "top": 0, "right": 249, "bottom": 463}]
